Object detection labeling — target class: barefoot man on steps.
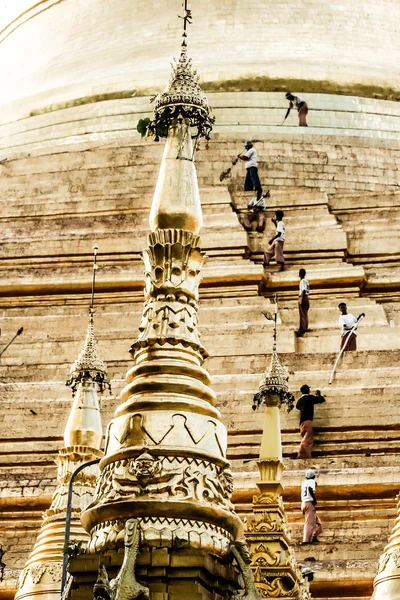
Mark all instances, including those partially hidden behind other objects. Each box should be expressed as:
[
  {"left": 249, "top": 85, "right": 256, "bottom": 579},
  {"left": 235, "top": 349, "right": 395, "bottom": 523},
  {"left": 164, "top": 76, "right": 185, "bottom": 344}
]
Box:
[
  {"left": 301, "top": 469, "right": 322, "bottom": 545},
  {"left": 296, "top": 384, "right": 325, "bottom": 459}
]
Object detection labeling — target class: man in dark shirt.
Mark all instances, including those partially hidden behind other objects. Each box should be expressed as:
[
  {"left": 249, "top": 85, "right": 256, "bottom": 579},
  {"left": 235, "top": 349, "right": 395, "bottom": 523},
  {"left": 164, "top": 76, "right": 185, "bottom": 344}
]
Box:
[{"left": 296, "top": 384, "right": 325, "bottom": 459}]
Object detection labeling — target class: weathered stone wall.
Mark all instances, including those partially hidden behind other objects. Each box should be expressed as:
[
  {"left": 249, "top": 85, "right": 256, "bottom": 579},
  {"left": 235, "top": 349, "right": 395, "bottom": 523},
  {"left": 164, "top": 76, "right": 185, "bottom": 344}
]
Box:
[{"left": 1, "top": 128, "right": 400, "bottom": 600}]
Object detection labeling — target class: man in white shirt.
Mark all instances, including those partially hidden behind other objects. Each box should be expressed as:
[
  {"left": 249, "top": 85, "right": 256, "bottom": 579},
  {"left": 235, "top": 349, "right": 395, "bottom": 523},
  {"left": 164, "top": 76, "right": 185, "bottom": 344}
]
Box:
[
  {"left": 284, "top": 92, "right": 308, "bottom": 126},
  {"left": 297, "top": 268, "right": 310, "bottom": 336},
  {"left": 238, "top": 140, "right": 264, "bottom": 201},
  {"left": 263, "top": 210, "right": 285, "bottom": 271},
  {"left": 301, "top": 469, "right": 322, "bottom": 544},
  {"left": 338, "top": 303, "right": 365, "bottom": 351}
]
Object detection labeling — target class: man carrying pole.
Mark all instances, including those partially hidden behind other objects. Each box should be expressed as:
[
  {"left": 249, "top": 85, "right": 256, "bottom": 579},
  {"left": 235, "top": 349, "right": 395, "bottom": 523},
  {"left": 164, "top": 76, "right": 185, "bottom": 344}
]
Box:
[
  {"left": 338, "top": 303, "right": 365, "bottom": 352},
  {"left": 329, "top": 307, "right": 365, "bottom": 384}
]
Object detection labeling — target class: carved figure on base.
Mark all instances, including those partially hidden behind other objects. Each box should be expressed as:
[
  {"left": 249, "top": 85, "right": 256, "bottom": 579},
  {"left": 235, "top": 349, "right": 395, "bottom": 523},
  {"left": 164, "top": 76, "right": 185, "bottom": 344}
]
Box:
[
  {"left": 111, "top": 519, "right": 149, "bottom": 600},
  {"left": 230, "top": 539, "right": 261, "bottom": 600},
  {"left": 93, "top": 520, "right": 149, "bottom": 600}
]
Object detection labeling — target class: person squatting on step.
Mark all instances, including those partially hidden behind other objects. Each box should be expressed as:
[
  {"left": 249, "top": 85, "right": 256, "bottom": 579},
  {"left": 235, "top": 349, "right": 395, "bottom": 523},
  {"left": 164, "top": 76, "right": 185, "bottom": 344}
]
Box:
[
  {"left": 296, "top": 385, "right": 325, "bottom": 459},
  {"left": 284, "top": 92, "right": 308, "bottom": 127},
  {"left": 243, "top": 195, "right": 267, "bottom": 233},
  {"left": 301, "top": 469, "right": 322, "bottom": 544},
  {"left": 238, "top": 140, "right": 264, "bottom": 200},
  {"left": 263, "top": 210, "right": 285, "bottom": 271},
  {"left": 338, "top": 303, "right": 365, "bottom": 352},
  {"left": 297, "top": 268, "right": 310, "bottom": 336}
]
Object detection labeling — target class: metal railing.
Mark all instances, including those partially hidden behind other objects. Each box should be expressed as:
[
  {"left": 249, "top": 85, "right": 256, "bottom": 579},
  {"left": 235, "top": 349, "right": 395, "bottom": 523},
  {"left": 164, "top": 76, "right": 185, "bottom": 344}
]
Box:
[{"left": 61, "top": 458, "right": 101, "bottom": 596}]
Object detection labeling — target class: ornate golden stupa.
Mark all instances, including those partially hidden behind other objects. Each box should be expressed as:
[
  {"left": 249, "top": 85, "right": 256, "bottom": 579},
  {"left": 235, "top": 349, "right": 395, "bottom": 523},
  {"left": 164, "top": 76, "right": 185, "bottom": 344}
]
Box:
[
  {"left": 371, "top": 494, "right": 400, "bottom": 600},
  {"left": 14, "top": 260, "right": 108, "bottom": 600},
  {"left": 75, "top": 16, "right": 248, "bottom": 599},
  {"left": 247, "top": 306, "right": 311, "bottom": 599}
]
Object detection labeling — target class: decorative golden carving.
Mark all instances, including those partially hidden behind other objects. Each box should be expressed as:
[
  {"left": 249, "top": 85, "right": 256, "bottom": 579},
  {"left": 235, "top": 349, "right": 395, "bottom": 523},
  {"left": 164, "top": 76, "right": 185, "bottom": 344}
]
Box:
[
  {"left": 255, "top": 576, "right": 299, "bottom": 598},
  {"left": 132, "top": 451, "right": 163, "bottom": 485},
  {"left": 377, "top": 548, "right": 400, "bottom": 574},
  {"left": 377, "top": 550, "right": 392, "bottom": 573},
  {"left": 153, "top": 42, "right": 214, "bottom": 140},
  {"left": 252, "top": 494, "right": 277, "bottom": 505},
  {"left": 246, "top": 511, "right": 283, "bottom": 534},
  {"left": 89, "top": 455, "right": 234, "bottom": 514},
  {"left": 231, "top": 540, "right": 261, "bottom": 600},
  {"left": 66, "top": 310, "right": 111, "bottom": 396},
  {"left": 19, "top": 561, "right": 63, "bottom": 587},
  {"left": 111, "top": 519, "right": 150, "bottom": 600},
  {"left": 93, "top": 563, "right": 113, "bottom": 600},
  {"left": 87, "top": 517, "right": 234, "bottom": 556},
  {"left": 252, "top": 544, "right": 281, "bottom": 567},
  {"left": 91, "top": 521, "right": 149, "bottom": 600}
]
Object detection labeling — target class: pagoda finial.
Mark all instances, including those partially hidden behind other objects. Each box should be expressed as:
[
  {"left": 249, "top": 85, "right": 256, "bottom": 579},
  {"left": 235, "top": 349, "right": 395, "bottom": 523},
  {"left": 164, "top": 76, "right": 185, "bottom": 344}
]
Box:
[
  {"left": 152, "top": 2, "right": 214, "bottom": 142},
  {"left": 253, "top": 294, "right": 295, "bottom": 411},
  {"left": 178, "top": 0, "right": 192, "bottom": 46},
  {"left": 66, "top": 245, "right": 111, "bottom": 396}
]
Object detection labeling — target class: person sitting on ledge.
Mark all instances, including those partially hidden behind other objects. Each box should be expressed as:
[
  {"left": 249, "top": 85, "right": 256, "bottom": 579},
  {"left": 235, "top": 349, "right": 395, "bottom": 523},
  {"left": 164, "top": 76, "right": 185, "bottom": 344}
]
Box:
[
  {"left": 263, "top": 210, "right": 285, "bottom": 271},
  {"left": 242, "top": 195, "right": 268, "bottom": 233}
]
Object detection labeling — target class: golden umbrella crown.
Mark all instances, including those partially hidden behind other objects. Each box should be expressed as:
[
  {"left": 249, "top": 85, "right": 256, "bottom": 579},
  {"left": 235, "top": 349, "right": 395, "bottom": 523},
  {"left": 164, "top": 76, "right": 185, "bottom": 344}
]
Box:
[
  {"left": 66, "top": 310, "right": 111, "bottom": 396},
  {"left": 153, "top": 41, "right": 214, "bottom": 139}
]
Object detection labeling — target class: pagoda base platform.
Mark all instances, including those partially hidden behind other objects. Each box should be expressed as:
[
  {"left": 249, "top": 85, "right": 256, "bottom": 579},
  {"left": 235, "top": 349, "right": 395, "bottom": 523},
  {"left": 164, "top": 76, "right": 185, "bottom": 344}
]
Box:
[{"left": 68, "top": 547, "right": 242, "bottom": 600}]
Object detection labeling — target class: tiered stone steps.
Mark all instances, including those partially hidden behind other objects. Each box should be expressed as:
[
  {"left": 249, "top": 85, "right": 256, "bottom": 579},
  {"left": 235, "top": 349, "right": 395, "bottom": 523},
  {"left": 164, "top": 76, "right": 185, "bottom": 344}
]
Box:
[{"left": 1, "top": 129, "right": 400, "bottom": 600}]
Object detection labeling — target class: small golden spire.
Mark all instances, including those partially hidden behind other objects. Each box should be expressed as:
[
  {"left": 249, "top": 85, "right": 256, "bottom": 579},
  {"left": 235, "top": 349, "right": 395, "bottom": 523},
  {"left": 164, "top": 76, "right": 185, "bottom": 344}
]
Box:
[
  {"left": 253, "top": 295, "right": 294, "bottom": 412},
  {"left": 66, "top": 245, "right": 111, "bottom": 396},
  {"left": 244, "top": 296, "right": 309, "bottom": 598},
  {"left": 64, "top": 245, "right": 109, "bottom": 449},
  {"left": 14, "top": 245, "right": 105, "bottom": 600}
]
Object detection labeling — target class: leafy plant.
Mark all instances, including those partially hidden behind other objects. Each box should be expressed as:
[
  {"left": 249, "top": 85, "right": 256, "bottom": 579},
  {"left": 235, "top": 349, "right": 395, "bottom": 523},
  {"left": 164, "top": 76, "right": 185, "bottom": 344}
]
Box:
[
  {"left": 137, "top": 116, "right": 170, "bottom": 141},
  {"left": 137, "top": 117, "right": 151, "bottom": 137},
  {"left": 63, "top": 539, "right": 85, "bottom": 559}
]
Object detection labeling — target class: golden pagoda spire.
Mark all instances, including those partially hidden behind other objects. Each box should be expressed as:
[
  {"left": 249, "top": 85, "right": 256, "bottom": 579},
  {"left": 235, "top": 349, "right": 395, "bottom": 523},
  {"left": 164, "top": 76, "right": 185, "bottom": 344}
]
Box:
[
  {"left": 81, "top": 9, "right": 243, "bottom": 567},
  {"left": 149, "top": 34, "right": 213, "bottom": 233},
  {"left": 15, "top": 247, "right": 107, "bottom": 600},
  {"left": 371, "top": 494, "right": 400, "bottom": 599},
  {"left": 245, "top": 297, "right": 311, "bottom": 599}
]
